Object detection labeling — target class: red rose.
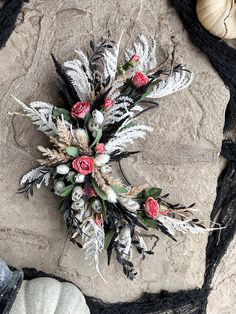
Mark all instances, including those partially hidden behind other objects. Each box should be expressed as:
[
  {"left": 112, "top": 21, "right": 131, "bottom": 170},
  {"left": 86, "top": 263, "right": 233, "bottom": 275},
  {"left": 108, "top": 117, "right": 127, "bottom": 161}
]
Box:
[
  {"left": 144, "top": 197, "right": 159, "bottom": 219},
  {"left": 103, "top": 98, "right": 114, "bottom": 110},
  {"left": 72, "top": 156, "right": 95, "bottom": 175},
  {"left": 95, "top": 143, "right": 106, "bottom": 154},
  {"left": 132, "top": 71, "right": 150, "bottom": 88},
  {"left": 71, "top": 102, "right": 91, "bottom": 119}
]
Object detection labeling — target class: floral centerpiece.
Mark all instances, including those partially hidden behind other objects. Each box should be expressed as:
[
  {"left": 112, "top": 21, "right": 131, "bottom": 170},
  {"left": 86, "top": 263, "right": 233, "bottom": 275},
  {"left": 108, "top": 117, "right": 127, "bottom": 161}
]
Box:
[{"left": 15, "top": 35, "right": 215, "bottom": 280}]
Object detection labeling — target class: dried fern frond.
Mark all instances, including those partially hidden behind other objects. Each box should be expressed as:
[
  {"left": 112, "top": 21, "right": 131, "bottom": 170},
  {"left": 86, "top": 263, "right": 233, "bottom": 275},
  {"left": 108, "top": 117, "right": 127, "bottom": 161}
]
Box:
[
  {"left": 57, "top": 119, "right": 75, "bottom": 145},
  {"left": 37, "top": 145, "right": 70, "bottom": 165},
  {"left": 125, "top": 184, "right": 148, "bottom": 198}
]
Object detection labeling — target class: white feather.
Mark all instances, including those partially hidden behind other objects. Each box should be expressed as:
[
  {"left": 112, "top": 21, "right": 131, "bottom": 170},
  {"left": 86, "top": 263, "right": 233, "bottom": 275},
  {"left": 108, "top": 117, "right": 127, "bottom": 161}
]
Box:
[
  {"left": 63, "top": 59, "right": 92, "bottom": 102},
  {"left": 125, "top": 35, "right": 157, "bottom": 72},
  {"left": 82, "top": 219, "right": 106, "bottom": 281},
  {"left": 158, "top": 215, "right": 210, "bottom": 235},
  {"left": 12, "top": 96, "right": 57, "bottom": 136},
  {"left": 149, "top": 70, "right": 194, "bottom": 98},
  {"left": 105, "top": 125, "right": 153, "bottom": 154}
]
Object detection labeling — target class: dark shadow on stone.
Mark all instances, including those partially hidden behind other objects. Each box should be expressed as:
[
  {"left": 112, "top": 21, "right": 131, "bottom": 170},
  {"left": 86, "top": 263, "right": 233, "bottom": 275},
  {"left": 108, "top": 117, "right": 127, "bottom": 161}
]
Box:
[{"left": 0, "top": 0, "right": 28, "bottom": 49}]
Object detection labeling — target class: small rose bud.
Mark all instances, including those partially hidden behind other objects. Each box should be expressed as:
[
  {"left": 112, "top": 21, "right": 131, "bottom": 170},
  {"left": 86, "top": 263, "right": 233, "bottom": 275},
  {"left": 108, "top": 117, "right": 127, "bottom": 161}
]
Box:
[
  {"left": 95, "top": 143, "right": 106, "bottom": 154},
  {"left": 103, "top": 98, "right": 114, "bottom": 111},
  {"left": 56, "top": 165, "right": 70, "bottom": 175},
  {"left": 129, "top": 54, "right": 140, "bottom": 67},
  {"left": 132, "top": 71, "right": 150, "bottom": 88}
]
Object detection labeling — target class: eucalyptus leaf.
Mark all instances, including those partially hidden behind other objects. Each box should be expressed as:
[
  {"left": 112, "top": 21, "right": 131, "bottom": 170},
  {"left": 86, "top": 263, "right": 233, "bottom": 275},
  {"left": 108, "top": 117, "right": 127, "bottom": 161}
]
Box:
[
  {"left": 53, "top": 108, "right": 72, "bottom": 122},
  {"left": 104, "top": 230, "right": 115, "bottom": 250},
  {"left": 112, "top": 185, "right": 128, "bottom": 194},
  {"left": 138, "top": 215, "right": 157, "bottom": 229},
  {"left": 91, "top": 179, "right": 107, "bottom": 200},
  {"left": 90, "top": 129, "right": 102, "bottom": 148},
  {"left": 66, "top": 146, "right": 80, "bottom": 158},
  {"left": 146, "top": 187, "right": 162, "bottom": 199},
  {"left": 59, "top": 184, "right": 75, "bottom": 197}
]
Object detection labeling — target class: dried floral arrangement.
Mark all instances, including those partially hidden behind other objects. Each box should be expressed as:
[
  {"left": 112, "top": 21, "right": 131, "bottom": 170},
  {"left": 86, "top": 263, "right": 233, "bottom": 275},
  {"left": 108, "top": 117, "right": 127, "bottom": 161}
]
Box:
[{"left": 14, "top": 35, "right": 217, "bottom": 280}]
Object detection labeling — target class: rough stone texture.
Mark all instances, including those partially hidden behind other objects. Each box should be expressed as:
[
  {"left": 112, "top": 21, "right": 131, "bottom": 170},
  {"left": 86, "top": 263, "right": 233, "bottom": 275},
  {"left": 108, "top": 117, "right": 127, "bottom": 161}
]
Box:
[{"left": 0, "top": 0, "right": 231, "bottom": 309}]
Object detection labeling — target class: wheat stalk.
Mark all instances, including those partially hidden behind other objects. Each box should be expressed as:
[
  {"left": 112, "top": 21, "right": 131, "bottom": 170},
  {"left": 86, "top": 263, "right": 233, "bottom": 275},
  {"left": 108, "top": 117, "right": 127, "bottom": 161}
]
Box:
[
  {"left": 49, "top": 136, "right": 68, "bottom": 150},
  {"left": 102, "top": 173, "right": 123, "bottom": 187},
  {"left": 94, "top": 167, "right": 110, "bottom": 193},
  {"left": 57, "top": 119, "right": 75, "bottom": 145},
  {"left": 125, "top": 184, "right": 148, "bottom": 197},
  {"left": 37, "top": 145, "right": 70, "bottom": 165}
]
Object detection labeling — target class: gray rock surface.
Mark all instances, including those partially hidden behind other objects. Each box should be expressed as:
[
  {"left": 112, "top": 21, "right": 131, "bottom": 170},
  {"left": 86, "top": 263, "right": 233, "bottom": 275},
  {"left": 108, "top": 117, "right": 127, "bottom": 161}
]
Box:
[{"left": 0, "top": 0, "right": 233, "bottom": 310}]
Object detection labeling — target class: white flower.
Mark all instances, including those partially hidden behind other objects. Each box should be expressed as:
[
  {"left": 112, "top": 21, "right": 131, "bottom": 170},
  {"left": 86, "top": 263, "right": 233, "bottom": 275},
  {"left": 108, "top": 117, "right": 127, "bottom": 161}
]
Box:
[
  {"left": 106, "top": 187, "right": 117, "bottom": 203},
  {"left": 100, "top": 164, "right": 112, "bottom": 174},
  {"left": 54, "top": 181, "right": 65, "bottom": 194},
  {"left": 95, "top": 154, "right": 110, "bottom": 166},
  {"left": 74, "top": 173, "right": 85, "bottom": 183},
  {"left": 71, "top": 198, "right": 85, "bottom": 210},
  {"left": 72, "top": 186, "right": 83, "bottom": 201},
  {"left": 56, "top": 165, "right": 70, "bottom": 175},
  {"left": 92, "top": 109, "right": 104, "bottom": 124}
]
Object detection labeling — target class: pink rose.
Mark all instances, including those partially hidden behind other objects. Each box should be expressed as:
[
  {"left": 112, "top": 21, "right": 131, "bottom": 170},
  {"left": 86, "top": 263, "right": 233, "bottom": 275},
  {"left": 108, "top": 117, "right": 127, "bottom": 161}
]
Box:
[
  {"left": 71, "top": 102, "right": 91, "bottom": 119},
  {"left": 132, "top": 71, "right": 150, "bottom": 88},
  {"left": 72, "top": 156, "right": 95, "bottom": 175},
  {"left": 103, "top": 98, "right": 114, "bottom": 111},
  {"left": 144, "top": 197, "right": 160, "bottom": 219},
  {"left": 95, "top": 143, "right": 106, "bottom": 154}
]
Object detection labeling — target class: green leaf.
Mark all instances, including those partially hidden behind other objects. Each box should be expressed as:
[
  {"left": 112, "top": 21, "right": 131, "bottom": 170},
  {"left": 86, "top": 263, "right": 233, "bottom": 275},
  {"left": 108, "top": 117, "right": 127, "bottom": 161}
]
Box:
[
  {"left": 146, "top": 187, "right": 162, "bottom": 199},
  {"left": 53, "top": 108, "right": 72, "bottom": 122},
  {"left": 138, "top": 215, "right": 157, "bottom": 229},
  {"left": 59, "top": 184, "right": 75, "bottom": 197},
  {"left": 90, "top": 129, "right": 102, "bottom": 148},
  {"left": 66, "top": 146, "right": 80, "bottom": 158},
  {"left": 84, "top": 113, "right": 92, "bottom": 125},
  {"left": 119, "top": 121, "right": 136, "bottom": 132},
  {"left": 137, "top": 187, "right": 162, "bottom": 202},
  {"left": 104, "top": 230, "right": 115, "bottom": 250},
  {"left": 112, "top": 185, "right": 128, "bottom": 194},
  {"left": 91, "top": 179, "right": 107, "bottom": 200}
]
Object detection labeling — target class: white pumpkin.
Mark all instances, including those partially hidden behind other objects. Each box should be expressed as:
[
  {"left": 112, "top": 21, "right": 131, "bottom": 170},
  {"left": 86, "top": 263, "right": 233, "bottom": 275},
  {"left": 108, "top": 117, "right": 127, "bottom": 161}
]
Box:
[
  {"left": 197, "top": 0, "right": 236, "bottom": 39},
  {"left": 10, "top": 277, "right": 90, "bottom": 314}
]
